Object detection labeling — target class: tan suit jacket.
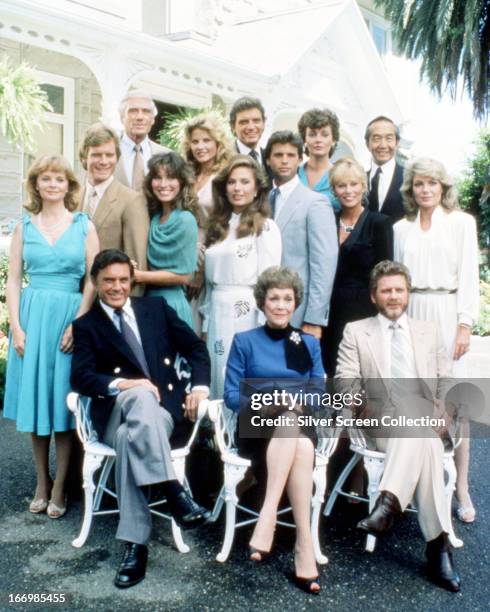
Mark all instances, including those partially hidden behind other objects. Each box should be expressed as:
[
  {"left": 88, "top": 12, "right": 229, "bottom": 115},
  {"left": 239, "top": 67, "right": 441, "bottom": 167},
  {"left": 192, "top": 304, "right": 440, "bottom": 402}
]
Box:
[
  {"left": 79, "top": 179, "right": 149, "bottom": 296},
  {"left": 114, "top": 138, "right": 170, "bottom": 188}
]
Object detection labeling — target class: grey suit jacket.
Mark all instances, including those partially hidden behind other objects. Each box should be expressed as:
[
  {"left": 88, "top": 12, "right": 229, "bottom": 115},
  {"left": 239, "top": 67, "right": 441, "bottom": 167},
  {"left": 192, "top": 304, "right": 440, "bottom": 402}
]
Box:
[
  {"left": 275, "top": 181, "right": 338, "bottom": 327},
  {"left": 114, "top": 138, "right": 170, "bottom": 188}
]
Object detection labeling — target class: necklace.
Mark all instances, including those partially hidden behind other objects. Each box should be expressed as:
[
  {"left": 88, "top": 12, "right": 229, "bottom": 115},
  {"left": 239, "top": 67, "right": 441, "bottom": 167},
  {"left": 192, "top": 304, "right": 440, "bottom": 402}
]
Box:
[
  {"left": 38, "top": 212, "right": 70, "bottom": 232},
  {"left": 339, "top": 219, "right": 355, "bottom": 233}
]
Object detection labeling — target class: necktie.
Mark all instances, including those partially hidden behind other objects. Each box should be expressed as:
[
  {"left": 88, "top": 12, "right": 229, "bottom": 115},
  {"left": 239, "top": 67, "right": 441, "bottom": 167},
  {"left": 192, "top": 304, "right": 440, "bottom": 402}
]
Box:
[
  {"left": 87, "top": 188, "right": 98, "bottom": 219},
  {"left": 269, "top": 187, "right": 280, "bottom": 219},
  {"left": 389, "top": 320, "right": 413, "bottom": 409},
  {"left": 132, "top": 144, "right": 145, "bottom": 191},
  {"left": 114, "top": 308, "right": 150, "bottom": 378},
  {"left": 248, "top": 149, "right": 259, "bottom": 162},
  {"left": 369, "top": 167, "right": 382, "bottom": 212}
]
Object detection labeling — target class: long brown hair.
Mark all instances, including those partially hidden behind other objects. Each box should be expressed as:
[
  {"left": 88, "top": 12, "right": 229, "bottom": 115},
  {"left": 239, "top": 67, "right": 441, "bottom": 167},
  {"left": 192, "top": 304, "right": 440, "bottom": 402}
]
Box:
[
  {"left": 143, "top": 152, "right": 199, "bottom": 219},
  {"left": 205, "top": 155, "right": 270, "bottom": 247}
]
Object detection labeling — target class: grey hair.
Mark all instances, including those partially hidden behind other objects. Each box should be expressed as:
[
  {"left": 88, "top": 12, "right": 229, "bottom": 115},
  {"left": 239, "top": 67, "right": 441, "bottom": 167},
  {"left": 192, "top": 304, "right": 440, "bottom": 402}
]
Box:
[
  {"left": 401, "top": 157, "right": 459, "bottom": 220},
  {"left": 119, "top": 89, "right": 158, "bottom": 118},
  {"left": 254, "top": 266, "right": 304, "bottom": 311},
  {"left": 369, "top": 260, "right": 412, "bottom": 293}
]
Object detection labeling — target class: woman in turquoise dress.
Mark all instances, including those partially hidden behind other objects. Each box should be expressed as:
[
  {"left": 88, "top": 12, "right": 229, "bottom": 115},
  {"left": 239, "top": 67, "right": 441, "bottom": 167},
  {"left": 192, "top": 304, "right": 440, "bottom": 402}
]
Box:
[
  {"left": 4, "top": 155, "right": 98, "bottom": 517},
  {"left": 134, "top": 152, "right": 198, "bottom": 328},
  {"left": 297, "top": 108, "right": 341, "bottom": 211}
]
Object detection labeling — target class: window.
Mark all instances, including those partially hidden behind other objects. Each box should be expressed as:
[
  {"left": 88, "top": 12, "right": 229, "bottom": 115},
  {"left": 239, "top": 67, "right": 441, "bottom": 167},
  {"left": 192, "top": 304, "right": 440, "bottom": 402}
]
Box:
[
  {"left": 363, "top": 15, "right": 391, "bottom": 56},
  {"left": 25, "top": 71, "right": 75, "bottom": 170}
]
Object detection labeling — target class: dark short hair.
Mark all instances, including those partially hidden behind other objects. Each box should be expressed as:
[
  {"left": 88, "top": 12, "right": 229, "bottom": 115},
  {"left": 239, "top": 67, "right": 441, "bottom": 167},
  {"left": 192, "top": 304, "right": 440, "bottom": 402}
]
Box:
[
  {"left": 229, "top": 96, "right": 266, "bottom": 128},
  {"left": 90, "top": 249, "right": 134, "bottom": 279},
  {"left": 264, "top": 130, "right": 303, "bottom": 161},
  {"left": 364, "top": 116, "right": 400, "bottom": 144},
  {"left": 298, "top": 108, "right": 340, "bottom": 157},
  {"left": 369, "top": 260, "right": 411, "bottom": 293}
]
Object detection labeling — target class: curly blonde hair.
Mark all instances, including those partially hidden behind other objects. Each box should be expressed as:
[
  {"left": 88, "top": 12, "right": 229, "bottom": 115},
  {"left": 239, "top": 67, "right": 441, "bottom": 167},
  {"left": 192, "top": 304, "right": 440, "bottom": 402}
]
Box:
[
  {"left": 181, "top": 113, "right": 234, "bottom": 175},
  {"left": 205, "top": 155, "right": 270, "bottom": 247},
  {"left": 25, "top": 155, "right": 80, "bottom": 214},
  {"left": 401, "top": 158, "right": 458, "bottom": 220},
  {"left": 329, "top": 157, "right": 368, "bottom": 193}
]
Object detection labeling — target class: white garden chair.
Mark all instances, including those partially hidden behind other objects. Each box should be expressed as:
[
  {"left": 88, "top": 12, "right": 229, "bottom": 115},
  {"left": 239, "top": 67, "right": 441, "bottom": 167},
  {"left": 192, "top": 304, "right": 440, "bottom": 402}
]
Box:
[
  {"left": 66, "top": 392, "right": 206, "bottom": 552},
  {"left": 323, "top": 425, "right": 464, "bottom": 552},
  {"left": 202, "top": 398, "right": 338, "bottom": 563}
]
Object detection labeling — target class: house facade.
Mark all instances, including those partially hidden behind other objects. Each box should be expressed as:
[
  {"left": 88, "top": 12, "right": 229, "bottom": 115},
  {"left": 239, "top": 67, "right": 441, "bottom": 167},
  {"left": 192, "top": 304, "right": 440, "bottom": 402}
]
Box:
[{"left": 0, "top": 0, "right": 401, "bottom": 226}]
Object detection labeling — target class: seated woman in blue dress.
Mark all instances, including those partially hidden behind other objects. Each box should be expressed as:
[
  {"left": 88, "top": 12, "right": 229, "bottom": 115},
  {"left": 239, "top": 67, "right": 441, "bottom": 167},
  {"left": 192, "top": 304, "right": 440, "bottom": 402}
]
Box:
[
  {"left": 297, "top": 108, "right": 341, "bottom": 211},
  {"left": 224, "top": 266, "right": 325, "bottom": 594},
  {"left": 133, "top": 152, "right": 198, "bottom": 328}
]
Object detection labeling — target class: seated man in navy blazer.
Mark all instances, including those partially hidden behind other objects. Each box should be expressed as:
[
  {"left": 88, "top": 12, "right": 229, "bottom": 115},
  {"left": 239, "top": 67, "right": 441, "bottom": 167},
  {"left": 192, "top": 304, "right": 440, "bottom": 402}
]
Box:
[
  {"left": 365, "top": 116, "right": 405, "bottom": 223},
  {"left": 71, "top": 249, "right": 211, "bottom": 589}
]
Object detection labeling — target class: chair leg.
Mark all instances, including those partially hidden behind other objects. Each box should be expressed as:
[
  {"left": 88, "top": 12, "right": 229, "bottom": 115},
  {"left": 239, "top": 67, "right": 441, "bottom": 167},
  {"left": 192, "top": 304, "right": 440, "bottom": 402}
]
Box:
[
  {"left": 210, "top": 485, "right": 225, "bottom": 522},
  {"left": 171, "top": 519, "right": 190, "bottom": 554},
  {"left": 311, "top": 463, "right": 328, "bottom": 565},
  {"left": 443, "top": 455, "right": 464, "bottom": 548},
  {"left": 215, "top": 464, "right": 245, "bottom": 563},
  {"left": 72, "top": 452, "right": 105, "bottom": 548},
  {"left": 93, "top": 456, "right": 115, "bottom": 511},
  {"left": 362, "top": 456, "right": 384, "bottom": 553},
  {"left": 324, "top": 453, "right": 361, "bottom": 517}
]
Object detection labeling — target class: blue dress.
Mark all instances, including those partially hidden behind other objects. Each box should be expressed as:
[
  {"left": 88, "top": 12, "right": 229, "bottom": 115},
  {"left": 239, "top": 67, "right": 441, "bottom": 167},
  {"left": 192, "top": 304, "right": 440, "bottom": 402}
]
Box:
[
  {"left": 146, "top": 210, "right": 197, "bottom": 329},
  {"left": 3, "top": 213, "right": 87, "bottom": 434},
  {"left": 298, "top": 163, "right": 340, "bottom": 212}
]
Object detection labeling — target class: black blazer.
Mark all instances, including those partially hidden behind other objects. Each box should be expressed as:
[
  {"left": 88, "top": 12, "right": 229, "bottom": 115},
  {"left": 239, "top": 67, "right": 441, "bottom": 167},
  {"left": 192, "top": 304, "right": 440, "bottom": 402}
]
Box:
[
  {"left": 367, "top": 162, "right": 405, "bottom": 223},
  {"left": 71, "top": 297, "right": 211, "bottom": 439},
  {"left": 234, "top": 141, "right": 272, "bottom": 183}
]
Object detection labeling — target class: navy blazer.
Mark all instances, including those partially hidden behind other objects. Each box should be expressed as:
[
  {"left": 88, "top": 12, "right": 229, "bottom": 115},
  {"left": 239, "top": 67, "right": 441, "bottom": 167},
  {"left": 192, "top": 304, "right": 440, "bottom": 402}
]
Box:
[
  {"left": 367, "top": 162, "right": 405, "bottom": 223},
  {"left": 71, "top": 297, "right": 210, "bottom": 439}
]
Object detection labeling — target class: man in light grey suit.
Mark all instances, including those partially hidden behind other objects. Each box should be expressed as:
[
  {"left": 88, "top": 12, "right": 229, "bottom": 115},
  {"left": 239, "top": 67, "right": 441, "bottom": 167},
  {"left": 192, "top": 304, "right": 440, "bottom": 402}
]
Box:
[
  {"left": 114, "top": 89, "right": 170, "bottom": 191},
  {"left": 265, "top": 131, "right": 338, "bottom": 339},
  {"left": 336, "top": 260, "right": 461, "bottom": 592}
]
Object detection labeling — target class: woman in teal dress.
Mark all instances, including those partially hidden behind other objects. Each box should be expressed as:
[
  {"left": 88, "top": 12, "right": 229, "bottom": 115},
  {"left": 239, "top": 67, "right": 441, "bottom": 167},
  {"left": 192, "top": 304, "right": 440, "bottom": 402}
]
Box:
[
  {"left": 297, "top": 108, "right": 341, "bottom": 211},
  {"left": 4, "top": 155, "right": 98, "bottom": 517},
  {"left": 134, "top": 152, "right": 198, "bottom": 328}
]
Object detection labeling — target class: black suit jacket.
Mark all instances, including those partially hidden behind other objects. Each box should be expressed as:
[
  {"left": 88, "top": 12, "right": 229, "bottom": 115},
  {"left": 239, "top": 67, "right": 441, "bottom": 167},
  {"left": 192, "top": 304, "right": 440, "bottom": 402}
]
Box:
[
  {"left": 71, "top": 297, "right": 211, "bottom": 439},
  {"left": 367, "top": 162, "right": 405, "bottom": 223},
  {"left": 234, "top": 141, "right": 272, "bottom": 184}
]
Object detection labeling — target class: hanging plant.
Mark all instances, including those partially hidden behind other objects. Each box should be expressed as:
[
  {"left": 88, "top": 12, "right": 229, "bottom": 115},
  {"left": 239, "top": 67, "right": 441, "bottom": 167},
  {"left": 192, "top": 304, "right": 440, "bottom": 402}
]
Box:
[
  {"left": 158, "top": 107, "right": 231, "bottom": 152},
  {"left": 0, "top": 57, "right": 52, "bottom": 152}
]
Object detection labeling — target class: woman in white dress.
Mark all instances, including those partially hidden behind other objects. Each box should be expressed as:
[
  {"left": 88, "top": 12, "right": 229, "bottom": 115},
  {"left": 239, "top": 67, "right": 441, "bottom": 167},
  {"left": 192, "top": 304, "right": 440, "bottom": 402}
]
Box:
[
  {"left": 202, "top": 155, "right": 282, "bottom": 398},
  {"left": 394, "top": 157, "right": 480, "bottom": 523},
  {"left": 182, "top": 113, "right": 234, "bottom": 332}
]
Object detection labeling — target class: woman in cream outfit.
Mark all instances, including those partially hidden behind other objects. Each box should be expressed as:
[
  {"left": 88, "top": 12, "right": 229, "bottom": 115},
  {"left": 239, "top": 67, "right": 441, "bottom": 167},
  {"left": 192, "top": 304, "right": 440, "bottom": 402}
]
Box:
[{"left": 394, "top": 157, "right": 480, "bottom": 523}]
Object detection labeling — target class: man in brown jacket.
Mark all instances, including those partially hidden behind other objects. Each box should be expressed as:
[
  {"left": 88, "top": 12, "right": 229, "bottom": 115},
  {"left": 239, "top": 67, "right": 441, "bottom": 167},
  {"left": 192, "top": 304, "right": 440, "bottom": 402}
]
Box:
[{"left": 79, "top": 123, "right": 149, "bottom": 295}]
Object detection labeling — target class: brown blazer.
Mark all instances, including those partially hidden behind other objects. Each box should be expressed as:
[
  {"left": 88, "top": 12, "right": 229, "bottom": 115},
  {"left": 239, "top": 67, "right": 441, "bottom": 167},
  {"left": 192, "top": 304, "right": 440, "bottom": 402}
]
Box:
[{"left": 79, "top": 179, "right": 149, "bottom": 295}]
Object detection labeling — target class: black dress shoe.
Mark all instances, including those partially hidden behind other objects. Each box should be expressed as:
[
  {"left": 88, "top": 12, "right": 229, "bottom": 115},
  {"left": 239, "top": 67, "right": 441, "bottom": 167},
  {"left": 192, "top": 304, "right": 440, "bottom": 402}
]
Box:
[
  {"left": 426, "top": 533, "right": 461, "bottom": 592},
  {"left": 167, "top": 490, "right": 211, "bottom": 530},
  {"left": 114, "top": 543, "right": 148, "bottom": 589},
  {"left": 357, "top": 491, "right": 401, "bottom": 536}
]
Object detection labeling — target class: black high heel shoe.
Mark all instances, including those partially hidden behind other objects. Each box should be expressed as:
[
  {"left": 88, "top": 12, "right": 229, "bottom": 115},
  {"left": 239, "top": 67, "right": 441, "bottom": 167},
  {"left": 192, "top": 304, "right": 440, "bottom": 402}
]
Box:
[
  {"left": 290, "top": 573, "right": 321, "bottom": 595},
  {"left": 249, "top": 546, "right": 271, "bottom": 563}
]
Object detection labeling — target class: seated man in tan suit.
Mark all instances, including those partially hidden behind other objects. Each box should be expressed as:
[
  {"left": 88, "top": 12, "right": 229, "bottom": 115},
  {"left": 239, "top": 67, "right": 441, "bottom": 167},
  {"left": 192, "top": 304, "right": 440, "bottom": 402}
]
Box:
[
  {"left": 79, "top": 123, "right": 149, "bottom": 295},
  {"left": 336, "top": 260, "right": 461, "bottom": 592}
]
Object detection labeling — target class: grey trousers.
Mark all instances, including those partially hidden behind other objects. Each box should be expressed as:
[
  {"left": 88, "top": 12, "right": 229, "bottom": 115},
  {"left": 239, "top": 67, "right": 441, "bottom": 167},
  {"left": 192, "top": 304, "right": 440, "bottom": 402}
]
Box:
[{"left": 104, "top": 387, "right": 175, "bottom": 545}]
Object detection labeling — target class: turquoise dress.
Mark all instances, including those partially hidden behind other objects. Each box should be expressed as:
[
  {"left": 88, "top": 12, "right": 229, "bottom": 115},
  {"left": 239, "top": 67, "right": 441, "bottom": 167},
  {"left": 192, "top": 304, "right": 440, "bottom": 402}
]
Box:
[
  {"left": 4, "top": 213, "right": 87, "bottom": 434},
  {"left": 146, "top": 209, "right": 198, "bottom": 329},
  {"left": 298, "top": 163, "right": 340, "bottom": 211}
]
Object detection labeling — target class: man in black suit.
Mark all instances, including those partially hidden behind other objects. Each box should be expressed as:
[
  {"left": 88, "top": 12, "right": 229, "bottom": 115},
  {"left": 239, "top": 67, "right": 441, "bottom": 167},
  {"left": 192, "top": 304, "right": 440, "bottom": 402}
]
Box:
[
  {"left": 365, "top": 116, "right": 405, "bottom": 223},
  {"left": 71, "top": 249, "right": 211, "bottom": 589},
  {"left": 230, "top": 96, "right": 271, "bottom": 180}
]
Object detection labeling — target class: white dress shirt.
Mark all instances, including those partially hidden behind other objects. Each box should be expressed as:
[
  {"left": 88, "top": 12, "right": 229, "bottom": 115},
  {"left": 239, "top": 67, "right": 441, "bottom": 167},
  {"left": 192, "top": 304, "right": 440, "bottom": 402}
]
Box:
[
  {"left": 120, "top": 134, "right": 153, "bottom": 186},
  {"left": 83, "top": 175, "right": 114, "bottom": 215},
  {"left": 376, "top": 312, "right": 417, "bottom": 378},
  {"left": 236, "top": 139, "right": 262, "bottom": 165},
  {"left": 272, "top": 175, "right": 299, "bottom": 220},
  {"left": 370, "top": 157, "right": 396, "bottom": 209}
]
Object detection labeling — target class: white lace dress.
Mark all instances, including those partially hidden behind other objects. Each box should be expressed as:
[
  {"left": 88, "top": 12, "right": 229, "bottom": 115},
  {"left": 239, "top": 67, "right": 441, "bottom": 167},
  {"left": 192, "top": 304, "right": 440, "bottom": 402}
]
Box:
[{"left": 201, "top": 213, "right": 282, "bottom": 398}]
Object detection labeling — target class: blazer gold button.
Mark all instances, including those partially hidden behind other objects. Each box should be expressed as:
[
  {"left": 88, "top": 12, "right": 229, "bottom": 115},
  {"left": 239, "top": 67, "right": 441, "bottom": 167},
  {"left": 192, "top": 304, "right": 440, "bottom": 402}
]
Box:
[
  {"left": 167, "top": 383, "right": 173, "bottom": 391},
  {"left": 114, "top": 367, "right": 121, "bottom": 374},
  {"left": 164, "top": 358, "right": 171, "bottom": 365}
]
